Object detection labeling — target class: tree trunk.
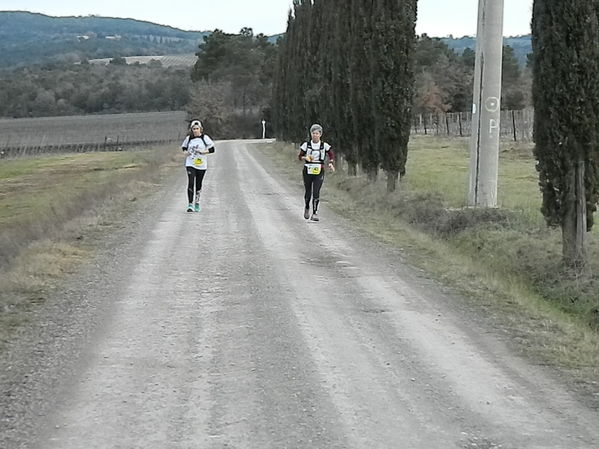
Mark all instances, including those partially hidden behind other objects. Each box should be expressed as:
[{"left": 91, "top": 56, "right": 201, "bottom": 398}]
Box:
[
  {"left": 386, "top": 170, "right": 399, "bottom": 193},
  {"left": 366, "top": 166, "right": 378, "bottom": 183},
  {"left": 562, "top": 161, "right": 587, "bottom": 268},
  {"left": 347, "top": 161, "right": 357, "bottom": 176}
]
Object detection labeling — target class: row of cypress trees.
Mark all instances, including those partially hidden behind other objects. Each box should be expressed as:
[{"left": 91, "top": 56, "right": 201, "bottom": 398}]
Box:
[{"left": 272, "top": 0, "right": 418, "bottom": 192}]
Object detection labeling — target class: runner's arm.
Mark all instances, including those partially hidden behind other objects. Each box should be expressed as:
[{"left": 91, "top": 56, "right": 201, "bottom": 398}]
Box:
[
  {"left": 327, "top": 147, "right": 335, "bottom": 171},
  {"left": 298, "top": 142, "right": 309, "bottom": 161},
  {"left": 327, "top": 147, "right": 335, "bottom": 162},
  {"left": 200, "top": 136, "right": 216, "bottom": 154},
  {"left": 181, "top": 136, "right": 190, "bottom": 153}
]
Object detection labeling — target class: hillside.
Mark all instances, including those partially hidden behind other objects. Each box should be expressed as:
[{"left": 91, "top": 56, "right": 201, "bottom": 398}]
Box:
[
  {"left": 442, "top": 35, "right": 532, "bottom": 66},
  {"left": 0, "top": 11, "right": 208, "bottom": 68},
  {"left": 1, "top": 11, "right": 531, "bottom": 69}
]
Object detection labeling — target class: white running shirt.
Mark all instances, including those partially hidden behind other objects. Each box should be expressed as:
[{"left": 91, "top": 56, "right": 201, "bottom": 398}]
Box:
[{"left": 182, "top": 134, "right": 215, "bottom": 170}]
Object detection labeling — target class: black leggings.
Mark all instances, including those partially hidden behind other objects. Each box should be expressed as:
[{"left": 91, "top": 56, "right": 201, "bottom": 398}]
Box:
[
  {"left": 303, "top": 168, "right": 324, "bottom": 212},
  {"left": 186, "top": 167, "right": 206, "bottom": 203}
]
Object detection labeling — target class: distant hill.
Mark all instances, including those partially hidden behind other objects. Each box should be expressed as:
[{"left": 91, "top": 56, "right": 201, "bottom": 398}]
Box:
[
  {"left": 0, "top": 11, "right": 210, "bottom": 68},
  {"left": 0, "top": 11, "right": 531, "bottom": 69},
  {"left": 442, "top": 35, "right": 532, "bottom": 66}
]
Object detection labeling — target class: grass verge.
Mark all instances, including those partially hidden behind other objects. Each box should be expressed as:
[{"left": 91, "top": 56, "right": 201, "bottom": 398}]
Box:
[
  {"left": 0, "top": 146, "right": 180, "bottom": 349},
  {"left": 256, "top": 136, "right": 599, "bottom": 403}
]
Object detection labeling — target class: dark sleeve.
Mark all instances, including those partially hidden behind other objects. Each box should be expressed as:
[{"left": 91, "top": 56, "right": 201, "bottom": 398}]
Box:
[{"left": 327, "top": 147, "right": 335, "bottom": 162}]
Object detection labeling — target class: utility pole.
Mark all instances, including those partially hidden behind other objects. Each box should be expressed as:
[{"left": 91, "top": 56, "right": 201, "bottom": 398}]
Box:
[{"left": 468, "top": 0, "right": 505, "bottom": 207}]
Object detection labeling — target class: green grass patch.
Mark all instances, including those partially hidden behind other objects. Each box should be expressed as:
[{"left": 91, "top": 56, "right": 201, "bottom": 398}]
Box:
[
  {"left": 0, "top": 146, "right": 179, "bottom": 348},
  {"left": 256, "top": 136, "right": 599, "bottom": 395}
]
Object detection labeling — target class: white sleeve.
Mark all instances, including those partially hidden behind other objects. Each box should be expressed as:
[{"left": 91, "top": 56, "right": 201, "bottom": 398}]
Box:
[
  {"left": 204, "top": 135, "right": 215, "bottom": 148},
  {"left": 324, "top": 142, "right": 331, "bottom": 151},
  {"left": 300, "top": 142, "right": 307, "bottom": 152},
  {"left": 181, "top": 136, "right": 190, "bottom": 148}
]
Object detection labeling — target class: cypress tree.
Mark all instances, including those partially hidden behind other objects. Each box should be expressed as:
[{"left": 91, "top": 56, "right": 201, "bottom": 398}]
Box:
[
  {"left": 330, "top": 0, "right": 358, "bottom": 174},
  {"left": 304, "top": 0, "right": 323, "bottom": 127},
  {"left": 315, "top": 0, "right": 334, "bottom": 140},
  {"left": 371, "top": 0, "right": 417, "bottom": 192},
  {"left": 272, "top": 10, "right": 294, "bottom": 140},
  {"left": 532, "top": 0, "right": 599, "bottom": 266},
  {"left": 292, "top": 0, "right": 312, "bottom": 142},
  {"left": 350, "top": 0, "right": 378, "bottom": 181},
  {"left": 272, "top": 32, "right": 288, "bottom": 139}
]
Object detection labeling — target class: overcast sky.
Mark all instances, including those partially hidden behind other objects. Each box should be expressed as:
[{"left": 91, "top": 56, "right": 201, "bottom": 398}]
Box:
[{"left": 0, "top": 0, "right": 533, "bottom": 37}]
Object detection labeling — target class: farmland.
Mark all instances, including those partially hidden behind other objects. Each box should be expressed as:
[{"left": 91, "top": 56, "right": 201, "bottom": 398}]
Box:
[
  {"left": 87, "top": 53, "right": 198, "bottom": 67},
  {"left": 0, "top": 111, "right": 189, "bottom": 157}
]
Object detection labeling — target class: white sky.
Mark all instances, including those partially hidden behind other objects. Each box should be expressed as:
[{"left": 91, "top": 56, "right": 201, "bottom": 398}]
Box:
[{"left": 0, "top": 0, "right": 533, "bottom": 37}]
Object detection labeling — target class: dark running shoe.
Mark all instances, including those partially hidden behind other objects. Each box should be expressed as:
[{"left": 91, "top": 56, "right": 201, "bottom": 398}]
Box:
[{"left": 304, "top": 207, "right": 310, "bottom": 219}]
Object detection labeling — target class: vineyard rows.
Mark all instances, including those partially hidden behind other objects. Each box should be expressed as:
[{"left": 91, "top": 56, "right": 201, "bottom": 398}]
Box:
[
  {"left": 0, "top": 111, "right": 189, "bottom": 158},
  {"left": 87, "top": 54, "right": 197, "bottom": 67}
]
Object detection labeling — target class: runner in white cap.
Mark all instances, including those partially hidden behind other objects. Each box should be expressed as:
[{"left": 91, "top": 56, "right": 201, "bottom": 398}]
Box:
[{"left": 181, "top": 120, "right": 215, "bottom": 212}]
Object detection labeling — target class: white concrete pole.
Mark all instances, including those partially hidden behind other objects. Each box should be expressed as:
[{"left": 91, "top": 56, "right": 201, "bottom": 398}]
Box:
[
  {"left": 468, "top": 0, "right": 505, "bottom": 207},
  {"left": 262, "top": 120, "right": 266, "bottom": 139}
]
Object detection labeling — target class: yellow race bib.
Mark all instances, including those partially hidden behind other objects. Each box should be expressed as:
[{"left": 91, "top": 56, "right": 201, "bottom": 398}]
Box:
[{"left": 306, "top": 164, "right": 322, "bottom": 175}]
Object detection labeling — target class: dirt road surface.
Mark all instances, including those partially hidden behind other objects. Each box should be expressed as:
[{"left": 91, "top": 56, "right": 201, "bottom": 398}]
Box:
[{"left": 1, "top": 141, "right": 598, "bottom": 449}]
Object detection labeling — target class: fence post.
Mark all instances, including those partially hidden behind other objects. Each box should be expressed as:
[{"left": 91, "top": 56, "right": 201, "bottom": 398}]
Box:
[{"left": 511, "top": 110, "right": 517, "bottom": 142}]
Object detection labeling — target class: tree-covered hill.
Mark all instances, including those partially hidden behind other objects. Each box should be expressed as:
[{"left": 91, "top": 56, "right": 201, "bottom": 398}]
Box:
[
  {"left": 0, "top": 11, "right": 209, "bottom": 68},
  {"left": 442, "top": 35, "right": 532, "bottom": 66}
]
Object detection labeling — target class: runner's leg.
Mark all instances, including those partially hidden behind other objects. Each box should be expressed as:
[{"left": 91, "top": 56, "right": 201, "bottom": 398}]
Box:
[
  {"left": 186, "top": 167, "right": 195, "bottom": 204},
  {"left": 303, "top": 168, "right": 313, "bottom": 218},
  {"left": 194, "top": 169, "right": 206, "bottom": 203},
  {"left": 312, "top": 172, "right": 324, "bottom": 214},
  {"left": 303, "top": 169, "right": 313, "bottom": 208}
]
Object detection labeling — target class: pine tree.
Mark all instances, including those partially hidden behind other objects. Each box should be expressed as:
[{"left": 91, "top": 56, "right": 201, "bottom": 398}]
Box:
[{"left": 532, "top": 0, "right": 599, "bottom": 266}]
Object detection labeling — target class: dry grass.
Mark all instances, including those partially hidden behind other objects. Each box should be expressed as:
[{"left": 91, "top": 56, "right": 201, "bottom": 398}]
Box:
[{"left": 0, "top": 145, "right": 179, "bottom": 348}]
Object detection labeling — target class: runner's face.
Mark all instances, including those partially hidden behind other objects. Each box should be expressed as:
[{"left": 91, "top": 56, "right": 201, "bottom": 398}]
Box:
[
  {"left": 311, "top": 130, "right": 321, "bottom": 142},
  {"left": 192, "top": 126, "right": 201, "bottom": 136}
]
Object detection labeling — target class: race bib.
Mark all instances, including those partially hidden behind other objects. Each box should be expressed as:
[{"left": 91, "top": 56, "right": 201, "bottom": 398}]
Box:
[
  {"left": 193, "top": 157, "right": 204, "bottom": 167},
  {"left": 306, "top": 163, "right": 321, "bottom": 175}
]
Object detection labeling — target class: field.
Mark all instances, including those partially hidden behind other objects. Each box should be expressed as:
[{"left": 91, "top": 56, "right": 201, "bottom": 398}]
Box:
[
  {"left": 87, "top": 54, "right": 198, "bottom": 67},
  {"left": 0, "top": 145, "right": 180, "bottom": 346},
  {"left": 0, "top": 111, "right": 190, "bottom": 157}
]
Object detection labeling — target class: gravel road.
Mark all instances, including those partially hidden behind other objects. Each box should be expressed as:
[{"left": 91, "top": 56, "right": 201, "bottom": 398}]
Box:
[{"left": 1, "top": 140, "right": 598, "bottom": 449}]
